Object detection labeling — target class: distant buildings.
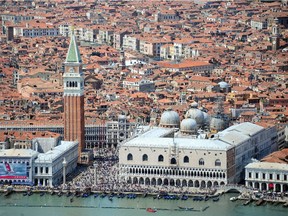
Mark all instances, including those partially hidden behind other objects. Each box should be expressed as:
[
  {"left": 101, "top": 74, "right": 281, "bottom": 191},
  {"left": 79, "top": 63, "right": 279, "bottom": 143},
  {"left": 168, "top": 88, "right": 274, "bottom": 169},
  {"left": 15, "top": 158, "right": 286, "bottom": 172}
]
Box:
[
  {"left": 245, "top": 149, "right": 288, "bottom": 192},
  {"left": 0, "top": 130, "right": 78, "bottom": 187}
]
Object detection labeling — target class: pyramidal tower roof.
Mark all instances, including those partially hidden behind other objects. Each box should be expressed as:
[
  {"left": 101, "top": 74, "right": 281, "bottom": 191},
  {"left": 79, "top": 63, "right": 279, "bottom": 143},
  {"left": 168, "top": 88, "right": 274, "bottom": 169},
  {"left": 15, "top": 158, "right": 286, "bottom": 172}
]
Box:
[{"left": 65, "top": 33, "right": 82, "bottom": 63}]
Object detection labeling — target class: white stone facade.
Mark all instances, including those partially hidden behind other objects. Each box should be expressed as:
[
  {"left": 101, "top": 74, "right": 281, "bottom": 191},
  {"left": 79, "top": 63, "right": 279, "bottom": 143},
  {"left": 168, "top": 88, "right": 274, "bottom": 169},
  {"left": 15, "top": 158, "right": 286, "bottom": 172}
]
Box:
[
  {"left": 245, "top": 162, "right": 288, "bottom": 192},
  {"left": 33, "top": 141, "right": 78, "bottom": 187},
  {"left": 118, "top": 122, "right": 278, "bottom": 190}
]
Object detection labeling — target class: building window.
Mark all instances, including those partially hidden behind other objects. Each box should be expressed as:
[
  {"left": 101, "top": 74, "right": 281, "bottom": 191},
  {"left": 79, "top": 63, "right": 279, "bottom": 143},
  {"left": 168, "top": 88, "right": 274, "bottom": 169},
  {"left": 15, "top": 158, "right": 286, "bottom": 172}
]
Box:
[
  {"left": 170, "top": 158, "right": 176, "bottom": 164},
  {"left": 183, "top": 156, "right": 189, "bottom": 163},
  {"left": 127, "top": 153, "right": 133, "bottom": 161},
  {"left": 284, "top": 175, "right": 287, "bottom": 181},
  {"left": 249, "top": 172, "right": 251, "bottom": 178},
  {"left": 158, "top": 155, "right": 164, "bottom": 162},
  {"left": 142, "top": 154, "right": 148, "bottom": 161},
  {"left": 262, "top": 173, "right": 266, "bottom": 179},
  {"left": 277, "top": 174, "right": 280, "bottom": 180},
  {"left": 270, "top": 174, "right": 273, "bottom": 180},
  {"left": 215, "top": 159, "right": 221, "bottom": 166},
  {"left": 199, "top": 158, "right": 205, "bottom": 166},
  {"left": 256, "top": 173, "right": 259, "bottom": 179}
]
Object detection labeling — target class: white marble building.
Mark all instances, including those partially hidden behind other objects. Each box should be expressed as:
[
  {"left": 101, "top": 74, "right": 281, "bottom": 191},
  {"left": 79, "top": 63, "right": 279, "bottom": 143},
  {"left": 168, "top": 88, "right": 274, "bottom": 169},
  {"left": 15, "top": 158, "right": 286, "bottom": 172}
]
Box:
[
  {"left": 245, "top": 161, "right": 288, "bottom": 192},
  {"left": 33, "top": 141, "right": 78, "bottom": 187},
  {"left": 118, "top": 107, "right": 278, "bottom": 190}
]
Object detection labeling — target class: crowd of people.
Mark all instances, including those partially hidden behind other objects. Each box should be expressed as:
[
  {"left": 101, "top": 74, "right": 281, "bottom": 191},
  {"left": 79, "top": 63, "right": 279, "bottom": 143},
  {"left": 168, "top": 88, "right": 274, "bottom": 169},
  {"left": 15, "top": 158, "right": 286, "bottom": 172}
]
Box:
[{"left": 61, "top": 148, "right": 216, "bottom": 196}]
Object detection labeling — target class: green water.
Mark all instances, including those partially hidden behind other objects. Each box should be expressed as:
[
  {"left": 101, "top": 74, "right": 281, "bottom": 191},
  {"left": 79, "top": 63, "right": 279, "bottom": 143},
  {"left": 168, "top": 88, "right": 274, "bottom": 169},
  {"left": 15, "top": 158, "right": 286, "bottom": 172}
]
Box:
[{"left": 0, "top": 193, "right": 287, "bottom": 216}]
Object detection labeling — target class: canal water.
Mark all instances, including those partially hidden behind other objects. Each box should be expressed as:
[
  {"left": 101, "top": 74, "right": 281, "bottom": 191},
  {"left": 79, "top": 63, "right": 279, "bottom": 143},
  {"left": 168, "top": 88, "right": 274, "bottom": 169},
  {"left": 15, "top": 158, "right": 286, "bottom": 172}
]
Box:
[{"left": 0, "top": 192, "right": 287, "bottom": 216}]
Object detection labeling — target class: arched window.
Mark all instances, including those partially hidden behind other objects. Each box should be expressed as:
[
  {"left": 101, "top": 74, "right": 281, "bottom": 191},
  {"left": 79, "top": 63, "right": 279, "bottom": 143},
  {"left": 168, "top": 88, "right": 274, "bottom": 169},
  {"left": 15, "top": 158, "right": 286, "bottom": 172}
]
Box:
[
  {"left": 199, "top": 158, "right": 205, "bottom": 166},
  {"left": 127, "top": 153, "right": 133, "bottom": 161},
  {"left": 66, "top": 81, "right": 69, "bottom": 87},
  {"left": 170, "top": 158, "right": 176, "bottom": 164},
  {"left": 142, "top": 154, "right": 148, "bottom": 161},
  {"left": 75, "top": 82, "right": 78, "bottom": 87},
  {"left": 215, "top": 159, "right": 221, "bottom": 166},
  {"left": 183, "top": 156, "right": 189, "bottom": 163},
  {"left": 158, "top": 154, "right": 164, "bottom": 162}
]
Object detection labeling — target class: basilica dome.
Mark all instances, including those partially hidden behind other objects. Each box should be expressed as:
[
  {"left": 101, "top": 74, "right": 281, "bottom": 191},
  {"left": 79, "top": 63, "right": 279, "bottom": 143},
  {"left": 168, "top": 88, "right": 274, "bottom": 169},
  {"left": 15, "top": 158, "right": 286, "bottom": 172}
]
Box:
[
  {"left": 159, "top": 109, "right": 180, "bottom": 128},
  {"left": 180, "top": 118, "right": 198, "bottom": 134},
  {"left": 185, "top": 107, "right": 204, "bottom": 126},
  {"left": 210, "top": 117, "right": 225, "bottom": 131}
]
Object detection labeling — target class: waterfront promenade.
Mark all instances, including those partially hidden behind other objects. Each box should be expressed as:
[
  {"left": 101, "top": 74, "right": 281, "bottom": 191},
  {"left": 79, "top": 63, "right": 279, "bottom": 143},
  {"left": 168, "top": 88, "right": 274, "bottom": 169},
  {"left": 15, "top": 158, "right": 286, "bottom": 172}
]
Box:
[{"left": 1, "top": 149, "right": 287, "bottom": 207}]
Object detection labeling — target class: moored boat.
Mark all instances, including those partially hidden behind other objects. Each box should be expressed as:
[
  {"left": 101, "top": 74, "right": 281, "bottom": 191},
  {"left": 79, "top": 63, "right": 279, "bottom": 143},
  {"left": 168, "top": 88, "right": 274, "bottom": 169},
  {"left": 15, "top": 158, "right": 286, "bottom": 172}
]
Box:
[
  {"left": 256, "top": 198, "right": 264, "bottom": 206},
  {"left": 230, "top": 197, "right": 237, "bottom": 201},
  {"left": 178, "top": 206, "right": 194, "bottom": 211},
  {"left": 213, "top": 197, "right": 220, "bottom": 202},
  {"left": 243, "top": 199, "right": 252, "bottom": 206},
  {"left": 146, "top": 208, "right": 157, "bottom": 213}
]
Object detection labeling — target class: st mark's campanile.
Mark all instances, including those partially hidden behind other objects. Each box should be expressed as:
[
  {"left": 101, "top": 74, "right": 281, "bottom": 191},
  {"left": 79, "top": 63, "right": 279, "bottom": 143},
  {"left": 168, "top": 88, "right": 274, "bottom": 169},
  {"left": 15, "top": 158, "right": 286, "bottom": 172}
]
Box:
[{"left": 63, "top": 33, "right": 85, "bottom": 162}]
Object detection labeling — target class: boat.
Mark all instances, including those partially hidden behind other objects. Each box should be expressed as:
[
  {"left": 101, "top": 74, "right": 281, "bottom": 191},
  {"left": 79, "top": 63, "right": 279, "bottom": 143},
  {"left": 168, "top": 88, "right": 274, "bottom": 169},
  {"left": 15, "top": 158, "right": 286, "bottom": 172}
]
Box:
[
  {"left": 181, "top": 195, "right": 188, "bottom": 200},
  {"left": 23, "top": 191, "right": 28, "bottom": 196},
  {"left": 283, "top": 202, "right": 288, "bottom": 208},
  {"left": 57, "top": 191, "right": 62, "bottom": 197},
  {"left": 202, "top": 206, "right": 210, "bottom": 212},
  {"left": 146, "top": 208, "right": 157, "bottom": 213},
  {"left": 243, "top": 199, "right": 251, "bottom": 206},
  {"left": 193, "top": 196, "right": 203, "bottom": 201},
  {"left": 230, "top": 197, "right": 237, "bottom": 201},
  {"left": 82, "top": 193, "right": 89, "bottom": 198},
  {"left": 50, "top": 190, "right": 55, "bottom": 196},
  {"left": 4, "top": 188, "right": 13, "bottom": 197},
  {"left": 178, "top": 206, "right": 194, "bottom": 211},
  {"left": 100, "top": 193, "right": 107, "bottom": 198},
  {"left": 204, "top": 196, "right": 209, "bottom": 201},
  {"left": 40, "top": 192, "right": 45, "bottom": 196},
  {"left": 27, "top": 191, "right": 33, "bottom": 196},
  {"left": 212, "top": 197, "right": 220, "bottom": 202},
  {"left": 256, "top": 199, "right": 264, "bottom": 206}
]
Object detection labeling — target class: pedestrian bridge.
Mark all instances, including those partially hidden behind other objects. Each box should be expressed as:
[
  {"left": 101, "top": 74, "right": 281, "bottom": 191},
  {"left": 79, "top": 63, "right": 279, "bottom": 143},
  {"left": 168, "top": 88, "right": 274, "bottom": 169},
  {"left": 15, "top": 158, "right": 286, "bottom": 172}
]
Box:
[{"left": 217, "top": 185, "right": 251, "bottom": 193}]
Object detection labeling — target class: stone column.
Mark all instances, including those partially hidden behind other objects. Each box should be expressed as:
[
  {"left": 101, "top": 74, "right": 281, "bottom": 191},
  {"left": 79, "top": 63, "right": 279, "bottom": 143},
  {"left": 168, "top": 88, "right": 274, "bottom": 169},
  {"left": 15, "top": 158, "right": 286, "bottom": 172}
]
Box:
[
  {"left": 62, "top": 158, "right": 67, "bottom": 186},
  {"left": 93, "top": 163, "right": 97, "bottom": 188}
]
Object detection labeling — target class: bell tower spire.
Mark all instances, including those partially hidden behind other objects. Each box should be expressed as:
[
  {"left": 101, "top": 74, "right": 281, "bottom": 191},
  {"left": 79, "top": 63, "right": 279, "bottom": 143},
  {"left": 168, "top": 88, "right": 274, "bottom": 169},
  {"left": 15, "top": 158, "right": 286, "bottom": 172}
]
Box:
[{"left": 63, "top": 33, "right": 85, "bottom": 163}]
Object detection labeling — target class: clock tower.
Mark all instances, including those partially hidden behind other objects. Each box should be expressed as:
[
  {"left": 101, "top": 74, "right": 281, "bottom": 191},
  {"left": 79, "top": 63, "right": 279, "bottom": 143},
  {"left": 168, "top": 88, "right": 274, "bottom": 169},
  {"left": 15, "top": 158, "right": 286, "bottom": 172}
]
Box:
[
  {"left": 271, "top": 18, "right": 280, "bottom": 52},
  {"left": 63, "top": 33, "right": 85, "bottom": 163}
]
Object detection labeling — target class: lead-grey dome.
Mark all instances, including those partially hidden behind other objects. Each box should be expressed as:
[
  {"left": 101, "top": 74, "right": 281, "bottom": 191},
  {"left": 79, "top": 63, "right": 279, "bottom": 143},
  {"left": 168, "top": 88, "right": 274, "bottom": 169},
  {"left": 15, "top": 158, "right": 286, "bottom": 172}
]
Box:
[
  {"left": 210, "top": 117, "right": 225, "bottom": 131},
  {"left": 218, "top": 81, "right": 229, "bottom": 88},
  {"left": 180, "top": 118, "right": 198, "bottom": 134},
  {"left": 185, "top": 108, "right": 204, "bottom": 126},
  {"left": 159, "top": 109, "right": 180, "bottom": 128},
  {"left": 202, "top": 112, "right": 210, "bottom": 125}
]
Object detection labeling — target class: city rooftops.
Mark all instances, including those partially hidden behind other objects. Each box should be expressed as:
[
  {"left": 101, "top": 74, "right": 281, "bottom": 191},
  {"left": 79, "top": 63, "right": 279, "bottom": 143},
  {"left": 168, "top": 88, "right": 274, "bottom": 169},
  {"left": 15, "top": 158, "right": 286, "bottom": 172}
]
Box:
[
  {"left": 34, "top": 141, "right": 78, "bottom": 163},
  {"left": 122, "top": 126, "right": 231, "bottom": 151},
  {"left": 0, "top": 148, "right": 38, "bottom": 158},
  {"left": 245, "top": 161, "right": 288, "bottom": 172}
]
